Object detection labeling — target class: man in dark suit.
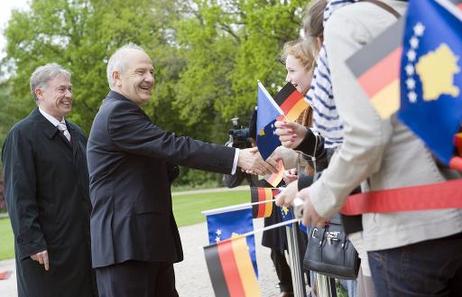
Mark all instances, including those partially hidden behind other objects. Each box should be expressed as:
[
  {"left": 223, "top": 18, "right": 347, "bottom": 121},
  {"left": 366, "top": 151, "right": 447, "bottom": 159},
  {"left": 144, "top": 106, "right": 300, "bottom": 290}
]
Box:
[
  {"left": 86, "top": 43, "right": 277, "bottom": 297},
  {"left": 2, "top": 63, "right": 96, "bottom": 297}
]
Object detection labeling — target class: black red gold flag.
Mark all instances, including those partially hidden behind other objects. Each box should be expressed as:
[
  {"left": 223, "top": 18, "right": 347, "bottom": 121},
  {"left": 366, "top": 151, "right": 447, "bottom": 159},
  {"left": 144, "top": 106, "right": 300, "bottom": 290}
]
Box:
[
  {"left": 274, "top": 82, "right": 309, "bottom": 122},
  {"left": 204, "top": 236, "right": 261, "bottom": 297},
  {"left": 250, "top": 187, "right": 280, "bottom": 218},
  {"left": 264, "top": 159, "right": 285, "bottom": 187},
  {"left": 346, "top": 18, "right": 404, "bottom": 119}
]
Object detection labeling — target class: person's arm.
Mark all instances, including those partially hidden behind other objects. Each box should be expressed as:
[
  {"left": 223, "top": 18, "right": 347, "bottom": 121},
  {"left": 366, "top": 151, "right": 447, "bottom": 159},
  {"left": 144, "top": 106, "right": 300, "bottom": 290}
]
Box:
[
  {"left": 1, "top": 129, "right": 48, "bottom": 262},
  {"left": 108, "top": 101, "right": 275, "bottom": 175},
  {"left": 222, "top": 140, "right": 246, "bottom": 187},
  {"left": 301, "top": 11, "right": 393, "bottom": 219},
  {"left": 275, "top": 122, "right": 329, "bottom": 170}
]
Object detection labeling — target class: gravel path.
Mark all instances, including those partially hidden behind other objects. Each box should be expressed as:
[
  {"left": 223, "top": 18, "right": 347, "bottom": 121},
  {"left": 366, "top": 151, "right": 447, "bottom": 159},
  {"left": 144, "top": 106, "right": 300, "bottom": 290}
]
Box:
[
  {"left": 0, "top": 220, "right": 282, "bottom": 297},
  {"left": 175, "top": 220, "right": 281, "bottom": 297}
]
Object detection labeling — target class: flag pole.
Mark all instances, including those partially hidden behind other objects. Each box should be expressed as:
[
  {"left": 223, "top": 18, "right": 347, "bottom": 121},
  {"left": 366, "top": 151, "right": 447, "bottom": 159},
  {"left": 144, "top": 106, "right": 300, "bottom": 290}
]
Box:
[
  {"left": 286, "top": 222, "right": 306, "bottom": 297},
  {"left": 203, "top": 218, "right": 301, "bottom": 248},
  {"left": 201, "top": 198, "right": 278, "bottom": 216}
]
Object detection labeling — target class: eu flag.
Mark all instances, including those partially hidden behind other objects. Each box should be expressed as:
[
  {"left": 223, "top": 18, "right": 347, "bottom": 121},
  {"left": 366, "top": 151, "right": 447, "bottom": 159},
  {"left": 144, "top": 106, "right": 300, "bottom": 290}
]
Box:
[
  {"left": 280, "top": 205, "right": 294, "bottom": 222},
  {"left": 205, "top": 207, "right": 258, "bottom": 275},
  {"left": 256, "top": 82, "right": 283, "bottom": 159},
  {"left": 398, "top": 0, "right": 462, "bottom": 167}
]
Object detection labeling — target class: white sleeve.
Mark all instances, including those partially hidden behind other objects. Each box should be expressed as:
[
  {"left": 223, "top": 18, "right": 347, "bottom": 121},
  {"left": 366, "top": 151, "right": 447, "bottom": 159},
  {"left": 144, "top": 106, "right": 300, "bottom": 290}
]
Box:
[{"left": 308, "top": 11, "right": 393, "bottom": 218}]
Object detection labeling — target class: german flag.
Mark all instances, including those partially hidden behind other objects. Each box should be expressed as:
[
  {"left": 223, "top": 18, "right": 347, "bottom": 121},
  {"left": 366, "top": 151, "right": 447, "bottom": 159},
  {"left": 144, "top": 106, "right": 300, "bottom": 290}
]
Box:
[
  {"left": 455, "top": 132, "right": 462, "bottom": 156},
  {"left": 346, "top": 18, "right": 404, "bottom": 119},
  {"left": 250, "top": 187, "right": 274, "bottom": 218},
  {"left": 274, "top": 82, "right": 308, "bottom": 122},
  {"left": 204, "top": 236, "right": 261, "bottom": 297},
  {"left": 265, "top": 159, "right": 285, "bottom": 187}
]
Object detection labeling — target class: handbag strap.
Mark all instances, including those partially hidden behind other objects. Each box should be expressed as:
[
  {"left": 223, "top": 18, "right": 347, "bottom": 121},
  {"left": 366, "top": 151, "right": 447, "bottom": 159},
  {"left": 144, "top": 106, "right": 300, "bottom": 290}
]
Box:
[{"left": 359, "top": 0, "right": 401, "bottom": 19}]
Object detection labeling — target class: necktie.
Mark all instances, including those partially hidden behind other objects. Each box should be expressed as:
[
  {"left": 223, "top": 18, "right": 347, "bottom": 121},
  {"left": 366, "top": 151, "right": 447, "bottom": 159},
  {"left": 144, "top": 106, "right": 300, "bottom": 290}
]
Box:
[{"left": 57, "top": 122, "right": 71, "bottom": 142}]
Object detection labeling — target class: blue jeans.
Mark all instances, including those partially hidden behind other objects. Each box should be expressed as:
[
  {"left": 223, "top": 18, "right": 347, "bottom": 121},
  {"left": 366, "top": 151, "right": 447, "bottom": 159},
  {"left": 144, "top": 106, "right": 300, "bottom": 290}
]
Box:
[{"left": 368, "top": 232, "right": 462, "bottom": 297}]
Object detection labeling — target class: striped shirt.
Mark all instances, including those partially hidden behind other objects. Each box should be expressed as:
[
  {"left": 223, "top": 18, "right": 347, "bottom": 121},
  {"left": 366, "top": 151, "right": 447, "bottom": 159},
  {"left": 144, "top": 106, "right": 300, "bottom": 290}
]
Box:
[{"left": 306, "top": 0, "right": 355, "bottom": 148}]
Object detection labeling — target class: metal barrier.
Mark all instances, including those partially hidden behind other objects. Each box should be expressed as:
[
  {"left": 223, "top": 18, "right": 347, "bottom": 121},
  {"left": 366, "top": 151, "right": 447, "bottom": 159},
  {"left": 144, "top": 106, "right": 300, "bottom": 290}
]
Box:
[
  {"left": 286, "top": 223, "right": 306, "bottom": 297},
  {"left": 286, "top": 222, "right": 336, "bottom": 297}
]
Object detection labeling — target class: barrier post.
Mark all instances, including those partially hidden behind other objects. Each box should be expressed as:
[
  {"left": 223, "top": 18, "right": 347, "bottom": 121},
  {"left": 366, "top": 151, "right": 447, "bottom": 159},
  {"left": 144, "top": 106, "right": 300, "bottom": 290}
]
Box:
[
  {"left": 286, "top": 224, "right": 306, "bottom": 297},
  {"left": 314, "top": 273, "right": 337, "bottom": 297}
]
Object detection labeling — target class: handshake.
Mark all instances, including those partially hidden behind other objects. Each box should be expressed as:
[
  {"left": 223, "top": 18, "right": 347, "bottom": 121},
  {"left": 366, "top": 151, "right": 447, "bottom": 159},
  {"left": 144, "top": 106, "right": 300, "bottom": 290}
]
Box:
[{"left": 237, "top": 147, "right": 280, "bottom": 176}]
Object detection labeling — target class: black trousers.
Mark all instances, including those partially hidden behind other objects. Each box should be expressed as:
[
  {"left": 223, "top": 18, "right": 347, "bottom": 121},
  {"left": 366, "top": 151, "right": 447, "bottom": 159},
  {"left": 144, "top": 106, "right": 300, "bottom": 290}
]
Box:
[
  {"left": 271, "top": 249, "right": 293, "bottom": 293},
  {"left": 95, "top": 260, "right": 179, "bottom": 297}
]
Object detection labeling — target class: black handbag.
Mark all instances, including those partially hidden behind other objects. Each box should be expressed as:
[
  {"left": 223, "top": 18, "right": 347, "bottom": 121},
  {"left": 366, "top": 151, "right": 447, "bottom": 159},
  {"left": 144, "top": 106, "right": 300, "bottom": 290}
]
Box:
[{"left": 303, "top": 214, "right": 360, "bottom": 280}]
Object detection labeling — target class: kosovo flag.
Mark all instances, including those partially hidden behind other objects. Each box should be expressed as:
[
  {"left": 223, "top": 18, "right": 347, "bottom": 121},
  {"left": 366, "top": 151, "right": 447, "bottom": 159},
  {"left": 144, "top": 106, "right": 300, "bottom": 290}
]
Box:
[
  {"left": 205, "top": 207, "right": 258, "bottom": 275},
  {"left": 256, "top": 81, "right": 283, "bottom": 159},
  {"left": 398, "top": 0, "right": 462, "bottom": 168}
]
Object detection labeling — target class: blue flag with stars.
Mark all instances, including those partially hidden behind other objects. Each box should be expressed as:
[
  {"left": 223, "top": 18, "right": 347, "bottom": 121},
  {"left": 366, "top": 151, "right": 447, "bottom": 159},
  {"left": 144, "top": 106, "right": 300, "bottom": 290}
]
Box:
[
  {"left": 398, "top": 0, "right": 462, "bottom": 166},
  {"left": 205, "top": 207, "right": 258, "bottom": 275},
  {"left": 257, "top": 82, "right": 283, "bottom": 160},
  {"left": 280, "top": 205, "right": 294, "bottom": 222}
]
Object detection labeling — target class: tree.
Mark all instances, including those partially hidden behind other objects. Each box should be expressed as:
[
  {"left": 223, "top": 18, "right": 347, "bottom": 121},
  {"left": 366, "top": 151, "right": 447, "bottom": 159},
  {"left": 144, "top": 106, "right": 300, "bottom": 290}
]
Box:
[
  {"left": 174, "top": 0, "right": 306, "bottom": 130},
  {"left": 2, "top": 0, "right": 187, "bottom": 134},
  {"left": 2, "top": 0, "right": 310, "bottom": 187}
]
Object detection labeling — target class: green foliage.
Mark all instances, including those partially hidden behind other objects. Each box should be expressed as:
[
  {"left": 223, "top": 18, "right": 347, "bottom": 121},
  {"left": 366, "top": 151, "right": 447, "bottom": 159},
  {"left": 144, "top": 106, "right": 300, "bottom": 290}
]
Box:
[
  {"left": 175, "top": 0, "right": 306, "bottom": 124},
  {"left": 2, "top": 0, "right": 183, "bottom": 134},
  {"left": 0, "top": 82, "right": 22, "bottom": 147},
  {"left": 173, "top": 168, "right": 222, "bottom": 189},
  {"left": 1, "top": 0, "right": 309, "bottom": 186}
]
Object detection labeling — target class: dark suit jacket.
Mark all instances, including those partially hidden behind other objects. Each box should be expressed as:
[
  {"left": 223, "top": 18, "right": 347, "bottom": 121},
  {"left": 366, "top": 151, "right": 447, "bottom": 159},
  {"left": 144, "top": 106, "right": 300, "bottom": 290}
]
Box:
[
  {"left": 87, "top": 91, "right": 236, "bottom": 268},
  {"left": 1, "top": 108, "right": 95, "bottom": 297}
]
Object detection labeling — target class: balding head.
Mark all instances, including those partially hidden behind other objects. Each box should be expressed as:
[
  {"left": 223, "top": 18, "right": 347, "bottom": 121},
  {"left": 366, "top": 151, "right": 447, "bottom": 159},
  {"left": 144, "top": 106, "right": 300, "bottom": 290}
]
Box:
[
  {"left": 106, "top": 43, "right": 155, "bottom": 105},
  {"left": 106, "top": 43, "right": 147, "bottom": 89}
]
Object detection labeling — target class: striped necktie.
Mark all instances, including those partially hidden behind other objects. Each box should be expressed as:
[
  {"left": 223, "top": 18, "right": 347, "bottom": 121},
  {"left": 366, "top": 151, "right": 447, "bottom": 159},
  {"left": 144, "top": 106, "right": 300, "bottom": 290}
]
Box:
[{"left": 57, "top": 122, "right": 71, "bottom": 142}]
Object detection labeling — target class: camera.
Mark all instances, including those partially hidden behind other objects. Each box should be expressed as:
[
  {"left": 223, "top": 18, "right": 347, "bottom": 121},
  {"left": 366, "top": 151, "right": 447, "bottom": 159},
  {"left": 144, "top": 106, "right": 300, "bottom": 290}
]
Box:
[{"left": 228, "top": 117, "right": 251, "bottom": 149}]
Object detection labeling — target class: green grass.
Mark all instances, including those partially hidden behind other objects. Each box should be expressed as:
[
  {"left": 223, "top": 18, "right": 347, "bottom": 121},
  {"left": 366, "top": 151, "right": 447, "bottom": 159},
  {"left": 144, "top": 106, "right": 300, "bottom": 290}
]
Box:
[
  {"left": 0, "top": 217, "right": 14, "bottom": 260},
  {"left": 173, "top": 189, "right": 249, "bottom": 226},
  {"left": 0, "top": 188, "right": 250, "bottom": 260}
]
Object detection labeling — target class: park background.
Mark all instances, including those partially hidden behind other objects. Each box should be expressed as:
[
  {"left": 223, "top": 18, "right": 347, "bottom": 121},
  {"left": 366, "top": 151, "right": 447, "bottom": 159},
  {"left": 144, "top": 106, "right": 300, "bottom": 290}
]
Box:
[
  {"left": 0, "top": 0, "right": 308, "bottom": 258},
  {"left": 0, "top": 0, "right": 307, "bottom": 189},
  {"left": 0, "top": 3, "right": 352, "bottom": 295}
]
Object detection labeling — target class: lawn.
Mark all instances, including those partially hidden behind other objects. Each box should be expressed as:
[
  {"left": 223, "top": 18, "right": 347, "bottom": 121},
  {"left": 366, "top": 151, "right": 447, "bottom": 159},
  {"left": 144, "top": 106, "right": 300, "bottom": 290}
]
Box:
[
  {"left": 0, "top": 216, "right": 14, "bottom": 260},
  {"left": 172, "top": 189, "right": 250, "bottom": 226},
  {"left": 0, "top": 188, "right": 250, "bottom": 260}
]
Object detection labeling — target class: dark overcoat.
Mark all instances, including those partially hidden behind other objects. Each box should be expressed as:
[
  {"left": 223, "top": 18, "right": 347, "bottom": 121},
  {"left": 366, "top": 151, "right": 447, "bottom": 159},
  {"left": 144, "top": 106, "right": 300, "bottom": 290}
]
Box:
[
  {"left": 86, "top": 91, "right": 236, "bottom": 268},
  {"left": 1, "top": 108, "right": 96, "bottom": 297}
]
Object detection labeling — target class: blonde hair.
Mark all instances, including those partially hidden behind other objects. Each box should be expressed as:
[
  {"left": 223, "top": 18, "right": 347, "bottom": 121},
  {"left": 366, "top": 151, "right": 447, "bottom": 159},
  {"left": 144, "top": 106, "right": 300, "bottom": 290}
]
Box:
[
  {"left": 281, "top": 39, "right": 316, "bottom": 72},
  {"left": 281, "top": 39, "right": 315, "bottom": 127}
]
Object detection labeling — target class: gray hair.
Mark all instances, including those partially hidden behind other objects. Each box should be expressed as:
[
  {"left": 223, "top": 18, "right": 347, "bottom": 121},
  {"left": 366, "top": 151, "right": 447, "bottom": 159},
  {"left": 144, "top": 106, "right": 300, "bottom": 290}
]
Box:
[
  {"left": 30, "top": 63, "right": 71, "bottom": 101},
  {"left": 106, "top": 43, "right": 146, "bottom": 89}
]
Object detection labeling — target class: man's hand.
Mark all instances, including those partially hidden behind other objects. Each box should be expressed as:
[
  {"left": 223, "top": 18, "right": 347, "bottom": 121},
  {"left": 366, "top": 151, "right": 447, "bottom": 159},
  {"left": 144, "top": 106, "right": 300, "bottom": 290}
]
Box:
[
  {"left": 31, "top": 250, "right": 49, "bottom": 271},
  {"left": 275, "top": 121, "right": 307, "bottom": 149},
  {"left": 275, "top": 180, "right": 298, "bottom": 207},
  {"left": 238, "top": 147, "right": 279, "bottom": 176},
  {"left": 296, "top": 187, "right": 328, "bottom": 227}
]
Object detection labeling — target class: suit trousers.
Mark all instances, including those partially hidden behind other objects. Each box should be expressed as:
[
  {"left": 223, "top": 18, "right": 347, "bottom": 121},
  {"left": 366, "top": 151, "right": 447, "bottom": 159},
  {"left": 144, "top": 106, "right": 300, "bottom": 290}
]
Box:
[
  {"left": 95, "top": 260, "right": 179, "bottom": 297},
  {"left": 271, "top": 249, "right": 293, "bottom": 293}
]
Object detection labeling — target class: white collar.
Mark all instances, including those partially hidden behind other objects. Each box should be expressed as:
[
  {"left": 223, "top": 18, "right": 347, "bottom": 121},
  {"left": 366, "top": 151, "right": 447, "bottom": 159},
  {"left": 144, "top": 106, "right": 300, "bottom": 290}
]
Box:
[{"left": 38, "top": 107, "right": 65, "bottom": 127}]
